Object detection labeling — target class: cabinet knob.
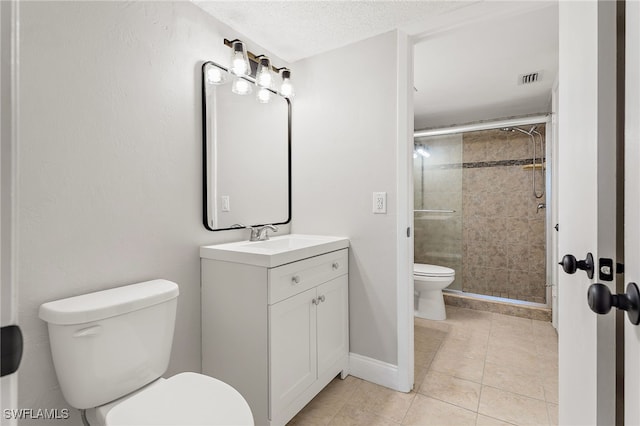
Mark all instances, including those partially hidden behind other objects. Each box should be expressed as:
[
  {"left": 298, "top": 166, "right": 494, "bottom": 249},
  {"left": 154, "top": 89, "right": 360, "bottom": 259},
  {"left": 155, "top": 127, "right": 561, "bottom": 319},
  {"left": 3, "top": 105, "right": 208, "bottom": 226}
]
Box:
[
  {"left": 312, "top": 298, "right": 318, "bottom": 305},
  {"left": 332, "top": 262, "right": 339, "bottom": 270},
  {"left": 318, "top": 295, "right": 325, "bottom": 303},
  {"left": 291, "top": 275, "right": 301, "bottom": 284}
]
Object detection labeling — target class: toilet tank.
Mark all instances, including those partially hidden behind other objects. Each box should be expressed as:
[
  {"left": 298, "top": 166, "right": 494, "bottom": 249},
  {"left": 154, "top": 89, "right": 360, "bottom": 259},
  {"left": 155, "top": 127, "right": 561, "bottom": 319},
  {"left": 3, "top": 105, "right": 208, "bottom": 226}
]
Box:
[{"left": 39, "top": 280, "right": 179, "bottom": 409}]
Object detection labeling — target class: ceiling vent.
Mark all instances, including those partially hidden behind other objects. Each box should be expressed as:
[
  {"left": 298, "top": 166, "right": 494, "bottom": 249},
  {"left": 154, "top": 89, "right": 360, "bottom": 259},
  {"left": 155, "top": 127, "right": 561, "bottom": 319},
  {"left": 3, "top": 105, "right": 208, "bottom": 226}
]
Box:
[{"left": 519, "top": 72, "right": 541, "bottom": 85}]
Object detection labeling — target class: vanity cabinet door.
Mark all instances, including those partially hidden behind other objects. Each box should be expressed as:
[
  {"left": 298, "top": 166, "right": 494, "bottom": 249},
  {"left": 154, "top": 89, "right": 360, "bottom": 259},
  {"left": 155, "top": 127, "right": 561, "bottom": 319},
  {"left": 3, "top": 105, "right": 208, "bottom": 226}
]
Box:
[
  {"left": 316, "top": 275, "right": 349, "bottom": 377},
  {"left": 269, "top": 287, "right": 317, "bottom": 418}
]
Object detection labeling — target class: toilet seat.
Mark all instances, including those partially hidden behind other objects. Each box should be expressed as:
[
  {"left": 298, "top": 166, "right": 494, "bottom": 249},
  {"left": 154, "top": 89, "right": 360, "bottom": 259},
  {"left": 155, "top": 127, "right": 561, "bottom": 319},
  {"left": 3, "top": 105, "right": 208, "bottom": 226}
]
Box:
[
  {"left": 414, "top": 263, "right": 455, "bottom": 277},
  {"left": 105, "top": 372, "right": 253, "bottom": 425}
]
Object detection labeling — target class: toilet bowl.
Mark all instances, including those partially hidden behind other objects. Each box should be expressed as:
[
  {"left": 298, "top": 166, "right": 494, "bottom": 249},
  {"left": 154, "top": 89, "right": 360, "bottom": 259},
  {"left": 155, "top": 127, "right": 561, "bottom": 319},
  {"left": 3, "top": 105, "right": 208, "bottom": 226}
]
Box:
[
  {"left": 39, "top": 280, "right": 254, "bottom": 425},
  {"left": 414, "top": 263, "right": 455, "bottom": 320}
]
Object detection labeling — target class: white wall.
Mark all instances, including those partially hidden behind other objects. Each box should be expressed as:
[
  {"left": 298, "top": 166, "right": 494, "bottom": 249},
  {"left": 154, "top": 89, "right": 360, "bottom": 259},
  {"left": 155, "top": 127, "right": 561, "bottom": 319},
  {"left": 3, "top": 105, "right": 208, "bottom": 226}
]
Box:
[
  {"left": 15, "top": 1, "right": 289, "bottom": 419},
  {"left": 291, "top": 31, "right": 402, "bottom": 366}
]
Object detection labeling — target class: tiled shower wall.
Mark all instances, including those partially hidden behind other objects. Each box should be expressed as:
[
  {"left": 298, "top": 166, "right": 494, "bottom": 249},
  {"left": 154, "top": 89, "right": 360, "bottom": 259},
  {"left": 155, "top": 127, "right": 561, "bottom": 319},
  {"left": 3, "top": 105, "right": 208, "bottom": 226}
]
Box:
[
  {"left": 414, "top": 126, "right": 547, "bottom": 303},
  {"left": 462, "top": 127, "right": 546, "bottom": 303}
]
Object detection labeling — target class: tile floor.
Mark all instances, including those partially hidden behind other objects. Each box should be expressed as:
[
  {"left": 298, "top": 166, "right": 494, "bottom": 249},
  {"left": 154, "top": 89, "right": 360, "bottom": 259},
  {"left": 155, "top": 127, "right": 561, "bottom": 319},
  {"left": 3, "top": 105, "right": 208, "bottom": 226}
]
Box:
[{"left": 288, "top": 306, "right": 558, "bottom": 426}]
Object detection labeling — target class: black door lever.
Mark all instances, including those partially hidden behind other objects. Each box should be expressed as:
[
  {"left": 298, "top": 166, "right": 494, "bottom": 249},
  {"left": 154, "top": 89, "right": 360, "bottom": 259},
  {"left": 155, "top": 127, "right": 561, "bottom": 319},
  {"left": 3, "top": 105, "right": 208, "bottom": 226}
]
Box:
[{"left": 559, "top": 252, "right": 594, "bottom": 279}]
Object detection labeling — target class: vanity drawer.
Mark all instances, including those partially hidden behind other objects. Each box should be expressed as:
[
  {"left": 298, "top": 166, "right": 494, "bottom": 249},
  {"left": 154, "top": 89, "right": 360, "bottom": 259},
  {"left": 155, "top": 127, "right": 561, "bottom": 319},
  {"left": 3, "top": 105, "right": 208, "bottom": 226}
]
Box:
[{"left": 268, "top": 249, "right": 348, "bottom": 305}]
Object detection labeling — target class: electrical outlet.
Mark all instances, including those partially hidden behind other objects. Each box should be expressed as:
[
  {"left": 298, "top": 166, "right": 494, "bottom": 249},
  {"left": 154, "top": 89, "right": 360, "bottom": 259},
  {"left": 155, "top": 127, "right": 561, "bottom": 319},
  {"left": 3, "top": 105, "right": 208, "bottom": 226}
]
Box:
[
  {"left": 373, "top": 192, "right": 387, "bottom": 214},
  {"left": 221, "top": 196, "right": 230, "bottom": 212}
]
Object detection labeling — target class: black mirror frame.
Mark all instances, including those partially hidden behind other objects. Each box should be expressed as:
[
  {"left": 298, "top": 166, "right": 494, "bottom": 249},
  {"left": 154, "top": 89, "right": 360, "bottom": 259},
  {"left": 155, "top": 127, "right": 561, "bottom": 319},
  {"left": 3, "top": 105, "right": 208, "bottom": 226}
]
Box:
[{"left": 201, "top": 61, "right": 292, "bottom": 231}]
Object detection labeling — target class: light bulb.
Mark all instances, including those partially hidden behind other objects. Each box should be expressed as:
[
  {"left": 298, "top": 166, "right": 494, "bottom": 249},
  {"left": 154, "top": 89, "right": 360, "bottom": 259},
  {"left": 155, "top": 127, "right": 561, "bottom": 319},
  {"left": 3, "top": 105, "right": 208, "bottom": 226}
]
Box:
[
  {"left": 206, "top": 66, "right": 227, "bottom": 85},
  {"left": 279, "top": 69, "right": 294, "bottom": 98},
  {"left": 257, "top": 88, "right": 272, "bottom": 104},
  {"left": 256, "top": 56, "right": 273, "bottom": 89},
  {"left": 230, "top": 40, "right": 250, "bottom": 77},
  {"left": 232, "top": 77, "right": 252, "bottom": 95}
]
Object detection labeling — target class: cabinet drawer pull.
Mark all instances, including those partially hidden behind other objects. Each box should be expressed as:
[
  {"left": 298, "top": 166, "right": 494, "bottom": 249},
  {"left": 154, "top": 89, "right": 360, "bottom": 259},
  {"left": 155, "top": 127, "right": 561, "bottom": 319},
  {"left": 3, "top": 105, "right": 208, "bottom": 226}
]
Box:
[
  {"left": 312, "top": 298, "right": 319, "bottom": 305},
  {"left": 318, "top": 295, "right": 325, "bottom": 303},
  {"left": 332, "top": 262, "right": 339, "bottom": 270},
  {"left": 291, "top": 275, "right": 301, "bottom": 284}
]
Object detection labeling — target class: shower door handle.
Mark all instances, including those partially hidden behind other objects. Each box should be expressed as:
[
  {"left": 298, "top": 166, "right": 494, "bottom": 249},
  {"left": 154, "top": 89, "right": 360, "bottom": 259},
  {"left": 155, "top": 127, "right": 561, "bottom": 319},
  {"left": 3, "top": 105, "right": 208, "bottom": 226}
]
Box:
[
  {"left": 587, "top": 282, "right": 640, "bottom": 325},
  {"left": 559, "top": 252, "right": 595, "bottom": 279}
]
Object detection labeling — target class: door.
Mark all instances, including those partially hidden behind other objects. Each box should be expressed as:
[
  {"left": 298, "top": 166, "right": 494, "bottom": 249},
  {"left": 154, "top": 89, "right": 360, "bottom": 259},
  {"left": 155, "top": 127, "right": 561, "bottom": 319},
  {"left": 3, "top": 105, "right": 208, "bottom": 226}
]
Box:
[
  {"left": 625, "top": 2, "right": 640, "bottom": 423},
  {"left": 269, "top": 287, "right": 317, "bottom": 418},
  {"left": 316, "top": 275, "right": 348, "bottom": 376},
  {"left": 557, "top": 1, "right": 617, "bottom": 424}
]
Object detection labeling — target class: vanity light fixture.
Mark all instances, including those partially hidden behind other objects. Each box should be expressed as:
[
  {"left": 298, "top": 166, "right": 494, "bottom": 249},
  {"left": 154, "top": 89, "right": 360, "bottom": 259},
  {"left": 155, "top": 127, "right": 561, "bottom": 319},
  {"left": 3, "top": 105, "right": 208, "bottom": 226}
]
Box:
[
  {"left": 206, "top": 65, "right": 228, "bottom": 85},
  {"left": 232, "top": 77, "right": 253, "bottom": 95},
  {"left": 279, "top": 69, "right": 294, "bottom": 98},
  {"left": 257, "top": 87, "right": 272, "bottom": 103},
  {"left": 255, "top": 56, "right": 273, "bottom": 89},
  {"left": 222, "top": 39, "right": 295, "bottom": 101},
  {"left": 230, "top": 40, "right": 251, "bottom": 77}
]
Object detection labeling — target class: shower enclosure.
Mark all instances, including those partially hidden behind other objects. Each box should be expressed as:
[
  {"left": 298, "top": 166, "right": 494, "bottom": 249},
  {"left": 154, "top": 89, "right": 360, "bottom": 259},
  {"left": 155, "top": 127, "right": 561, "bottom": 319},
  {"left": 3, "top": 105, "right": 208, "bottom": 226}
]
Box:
[{"left": 414, "top": 118, "right": 550, "bottom": 305}]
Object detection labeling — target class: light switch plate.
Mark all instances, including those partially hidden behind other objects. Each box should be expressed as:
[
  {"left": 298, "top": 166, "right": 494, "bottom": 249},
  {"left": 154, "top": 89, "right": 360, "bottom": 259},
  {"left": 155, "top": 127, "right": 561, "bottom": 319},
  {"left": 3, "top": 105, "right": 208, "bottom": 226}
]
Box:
[{"left": 373, "top": 192, "right": 387, "bottom": 214}]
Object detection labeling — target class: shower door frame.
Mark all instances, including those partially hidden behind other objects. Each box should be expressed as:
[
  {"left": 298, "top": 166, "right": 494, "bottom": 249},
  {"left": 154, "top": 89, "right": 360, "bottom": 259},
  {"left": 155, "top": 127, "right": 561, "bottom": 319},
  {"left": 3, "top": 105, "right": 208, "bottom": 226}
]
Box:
[{"left": 414, "top": 114, "right": 554, "bottom": 308}]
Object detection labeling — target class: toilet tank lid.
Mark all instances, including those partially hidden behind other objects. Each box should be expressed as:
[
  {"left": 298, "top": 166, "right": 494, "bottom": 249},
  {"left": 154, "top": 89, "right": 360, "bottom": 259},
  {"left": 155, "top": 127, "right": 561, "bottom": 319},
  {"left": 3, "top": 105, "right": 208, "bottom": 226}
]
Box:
[
  {"left": 39, "top": 279, "right": 179, "bottom": 325},
  {"left": 414, "top": 263, "right": 455, "bottom": 277}
]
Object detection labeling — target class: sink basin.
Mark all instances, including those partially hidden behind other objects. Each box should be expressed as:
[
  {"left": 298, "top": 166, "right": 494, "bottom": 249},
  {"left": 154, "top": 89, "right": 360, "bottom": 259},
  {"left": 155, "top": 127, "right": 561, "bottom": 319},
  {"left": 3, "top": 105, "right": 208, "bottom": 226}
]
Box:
[{"left": 200, "top": 234, "right": 350, "bottom": 267}]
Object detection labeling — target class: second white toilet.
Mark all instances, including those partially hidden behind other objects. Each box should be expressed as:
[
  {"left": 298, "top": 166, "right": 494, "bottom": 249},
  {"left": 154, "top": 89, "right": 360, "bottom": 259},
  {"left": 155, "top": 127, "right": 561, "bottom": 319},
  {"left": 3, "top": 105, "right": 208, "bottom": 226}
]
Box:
[
  {"left": 414, "top": 263, "right": 455, "bottom": 320},
  {"left": 39, "top": 279, "right": 254, "bottom": 425}
]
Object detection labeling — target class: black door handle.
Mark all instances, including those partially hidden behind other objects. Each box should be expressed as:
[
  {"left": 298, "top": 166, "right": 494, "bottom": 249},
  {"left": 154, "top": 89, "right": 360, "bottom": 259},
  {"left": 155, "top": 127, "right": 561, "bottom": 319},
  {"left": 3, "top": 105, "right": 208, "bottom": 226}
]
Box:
[
  {"left": 559, "top": 252, "right": 595, "bottom": 279},
  {"left": 587, "top": 282, "right": 640, "bottom": 325}
]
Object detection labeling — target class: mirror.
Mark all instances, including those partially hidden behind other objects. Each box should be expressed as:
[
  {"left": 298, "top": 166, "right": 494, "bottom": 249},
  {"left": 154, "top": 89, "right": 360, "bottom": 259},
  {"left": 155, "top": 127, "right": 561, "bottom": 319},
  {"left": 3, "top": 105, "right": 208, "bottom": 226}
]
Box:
[{"left": 202, "top": 61, "right": 291, "bottom": 231}]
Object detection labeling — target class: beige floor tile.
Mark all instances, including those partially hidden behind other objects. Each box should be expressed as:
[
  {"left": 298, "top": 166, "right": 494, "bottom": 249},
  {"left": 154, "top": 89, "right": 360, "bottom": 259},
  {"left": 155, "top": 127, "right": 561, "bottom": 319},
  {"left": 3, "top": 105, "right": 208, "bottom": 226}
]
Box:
[
  {"left": 547, "top": 403, "right": 558, "bottom": 426},
  {"left": 288, "top": 376, "right": 361, "bottom": 425},
  {"left": 478, "top": 386, "right": 549, "bottom": 426},
  {"left": 348, "top": 379, "right": 415, "bottom": 423},
  {"left": 414, "top": 349, "right": 436, "bottom": 368},
  {"left": 414, "top": 365, "right": 428, "bottom": 390},
  {"left": 414, "top": 317, "right": 451, "bottom": 333},
  {"left": 482, "top": 361, "right": 545, "bottom": 401},
  {"left": 419, "top": 370, "right": 481, "bottom": 411},
  {"left": 485, "top": 343, "right": 539, "bottom": 375},
  {"left": 430, "top": 349, "right": 486, "bottom": 383},
  {"left": 415, "top": 329, "right": 445, "bottom": 353},
  {"left": 475, "top": 414, "right": 516, "bottom": 426},
  {"left": 402, "top": 394, "right": 476, "bottom": 426},
  {"left": 542, "top": 374, "right": 558, "bottom": 404},
  {"left": 328, "top": 403, "right": 400, "bottom": 426},
  {"left": 440, "top": 336, "right": 489, "bottom": 360}
]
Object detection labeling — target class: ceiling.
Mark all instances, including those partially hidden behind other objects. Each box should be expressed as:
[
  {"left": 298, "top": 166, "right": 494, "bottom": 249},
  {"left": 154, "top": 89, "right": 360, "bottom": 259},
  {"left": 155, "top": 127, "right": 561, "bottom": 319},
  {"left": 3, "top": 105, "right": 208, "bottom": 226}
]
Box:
[{"left": 192, "top": 0, "right": 559, "bottom": 130}]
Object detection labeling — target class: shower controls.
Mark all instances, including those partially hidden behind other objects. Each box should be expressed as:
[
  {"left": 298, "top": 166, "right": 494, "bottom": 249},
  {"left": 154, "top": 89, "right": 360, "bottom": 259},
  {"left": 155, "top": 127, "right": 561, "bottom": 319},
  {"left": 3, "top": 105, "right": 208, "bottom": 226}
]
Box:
[
  {"left": 598, "top": 258, "right": 614, "bottom": 281},
  {"left": 559, "top": 252, "right": 595, "bottom": 279},
  {"left": 587, "top": 282, "right": 640, "bottom": 325}
]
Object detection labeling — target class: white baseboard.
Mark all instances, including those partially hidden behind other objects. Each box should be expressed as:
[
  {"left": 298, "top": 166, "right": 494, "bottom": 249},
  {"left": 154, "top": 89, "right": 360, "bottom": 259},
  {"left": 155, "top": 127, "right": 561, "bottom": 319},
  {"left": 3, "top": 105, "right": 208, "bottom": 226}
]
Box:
[{"left": 348, "top": 352, "right": 403, "bottom": 391}]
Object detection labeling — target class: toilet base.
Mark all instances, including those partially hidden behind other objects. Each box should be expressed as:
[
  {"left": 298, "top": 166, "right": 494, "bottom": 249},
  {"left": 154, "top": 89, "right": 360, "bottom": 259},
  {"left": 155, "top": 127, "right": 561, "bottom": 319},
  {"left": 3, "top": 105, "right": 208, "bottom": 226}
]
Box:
[{"left": 414, "top": 292, "right": 447, "bottom": 321}]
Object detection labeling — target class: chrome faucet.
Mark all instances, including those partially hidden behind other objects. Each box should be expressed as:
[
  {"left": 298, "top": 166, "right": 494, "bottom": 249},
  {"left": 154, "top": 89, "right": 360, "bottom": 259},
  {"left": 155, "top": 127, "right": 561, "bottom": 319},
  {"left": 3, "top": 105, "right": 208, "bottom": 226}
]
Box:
[{"left": 250, "top": 225, "right": 278, "bottom": 241}]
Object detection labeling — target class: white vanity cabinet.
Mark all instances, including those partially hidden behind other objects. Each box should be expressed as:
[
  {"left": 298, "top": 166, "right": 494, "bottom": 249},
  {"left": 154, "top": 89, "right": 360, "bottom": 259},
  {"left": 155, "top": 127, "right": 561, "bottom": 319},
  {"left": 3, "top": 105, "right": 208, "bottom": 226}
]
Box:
[{"left": 201, "top": 243, "right": 349, "bottom": 426}]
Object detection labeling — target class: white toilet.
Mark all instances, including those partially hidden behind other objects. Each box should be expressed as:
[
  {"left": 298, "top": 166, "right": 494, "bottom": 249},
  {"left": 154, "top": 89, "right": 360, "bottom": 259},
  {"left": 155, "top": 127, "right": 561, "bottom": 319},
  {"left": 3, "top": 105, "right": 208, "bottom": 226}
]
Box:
[
  {"left": 39, "top": 279, "right": 254, "bottom": 425},
  {"left": 414, "top": 263, "right": 455, "bottom": 320}
]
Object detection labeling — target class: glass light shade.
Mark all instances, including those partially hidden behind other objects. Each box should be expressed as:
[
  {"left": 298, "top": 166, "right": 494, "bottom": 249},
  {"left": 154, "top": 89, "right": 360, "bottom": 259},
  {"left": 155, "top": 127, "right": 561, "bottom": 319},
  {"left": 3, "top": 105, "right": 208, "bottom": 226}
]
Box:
[
  {"left": 257, "top": 88, "right": 272, "bottom": 104},
  {"left": 230, "top": 40, "right": 250, "bottom": 77},
  {"left": 206, "top": 65, "right": 228, "bottom": 85},
  {"left": 256, "top": 57, "right": 273, "bottom": 89},
  {"left": 231, "top": 77, "right": 252, "bottom": 95},
  {"left": 279, "top": 69, "right": 294, "bottom": 98}
]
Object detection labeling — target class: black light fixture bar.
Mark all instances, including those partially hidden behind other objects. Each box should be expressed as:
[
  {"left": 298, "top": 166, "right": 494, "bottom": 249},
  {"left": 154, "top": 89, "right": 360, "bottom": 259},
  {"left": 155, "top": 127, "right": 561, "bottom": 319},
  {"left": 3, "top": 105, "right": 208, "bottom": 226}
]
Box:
[{"left": 223, "top": 38, "right": 288, "bottom": 73}]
